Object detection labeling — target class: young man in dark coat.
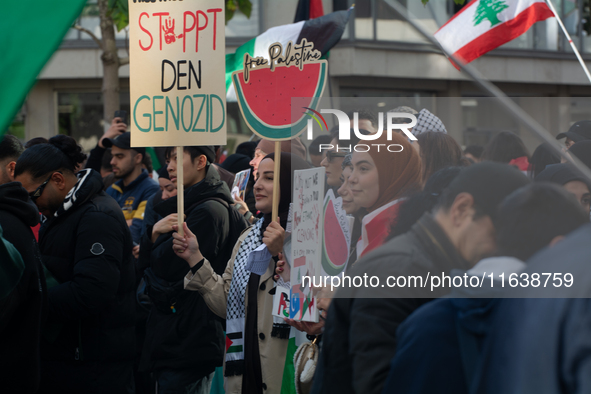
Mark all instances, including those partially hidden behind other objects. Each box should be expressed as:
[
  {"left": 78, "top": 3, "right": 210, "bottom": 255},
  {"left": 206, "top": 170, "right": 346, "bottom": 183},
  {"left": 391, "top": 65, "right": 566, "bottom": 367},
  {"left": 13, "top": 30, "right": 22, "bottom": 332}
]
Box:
[
  {"left": 382, "top": 183, "right": 589, "bottom": 394},
  {"left": 15, "top": 135, "right": 136, "bottom": 394},
  {"left": 140, "top": 146, "right": 247, "bottom": 393},
  {"left": 0, "top": 135, "right": 46, "bottom": 393},
  {"left": 312, "top": 162, "right": 531, "bottom": 394}
]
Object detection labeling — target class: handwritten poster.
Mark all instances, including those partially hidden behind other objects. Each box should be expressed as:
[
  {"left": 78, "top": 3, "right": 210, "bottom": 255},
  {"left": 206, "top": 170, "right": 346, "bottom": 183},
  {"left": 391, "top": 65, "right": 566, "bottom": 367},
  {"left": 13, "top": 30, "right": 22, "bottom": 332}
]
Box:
[
  {"left": 129, "top": 0, "right": 227, "bottom": 147},
  {"left": 289, "top": 167, "right": 325, "bottom": 322}
]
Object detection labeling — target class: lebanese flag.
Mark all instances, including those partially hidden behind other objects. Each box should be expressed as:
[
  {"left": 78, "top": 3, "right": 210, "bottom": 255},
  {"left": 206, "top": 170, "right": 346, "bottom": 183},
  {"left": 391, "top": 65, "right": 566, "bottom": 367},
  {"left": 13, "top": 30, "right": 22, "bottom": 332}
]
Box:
[{"left": 434, "top": 0, "right": 554, "bottom": 68}]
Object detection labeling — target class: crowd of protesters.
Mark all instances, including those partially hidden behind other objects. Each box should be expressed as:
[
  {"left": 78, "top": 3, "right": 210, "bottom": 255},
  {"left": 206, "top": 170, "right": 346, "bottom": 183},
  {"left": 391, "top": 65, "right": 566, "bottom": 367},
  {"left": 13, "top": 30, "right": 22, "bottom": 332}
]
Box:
[{"left": 1, "top": 107, "right": 591, "bottom": 394}]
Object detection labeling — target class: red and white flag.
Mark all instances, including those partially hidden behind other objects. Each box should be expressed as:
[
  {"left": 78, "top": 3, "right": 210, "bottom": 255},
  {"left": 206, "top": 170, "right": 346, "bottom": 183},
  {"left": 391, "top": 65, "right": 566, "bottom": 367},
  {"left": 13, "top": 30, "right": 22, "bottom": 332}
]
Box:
[{"left": 434, "top": 0, "right": 554, "bottom": 67}]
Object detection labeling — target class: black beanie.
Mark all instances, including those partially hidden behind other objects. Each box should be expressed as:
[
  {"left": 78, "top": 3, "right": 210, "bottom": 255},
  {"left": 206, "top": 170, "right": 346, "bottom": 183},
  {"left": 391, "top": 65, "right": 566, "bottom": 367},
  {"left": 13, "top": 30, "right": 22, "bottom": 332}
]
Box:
[{"left": 443, "top": 162, "right": 531, "bottom": 221}]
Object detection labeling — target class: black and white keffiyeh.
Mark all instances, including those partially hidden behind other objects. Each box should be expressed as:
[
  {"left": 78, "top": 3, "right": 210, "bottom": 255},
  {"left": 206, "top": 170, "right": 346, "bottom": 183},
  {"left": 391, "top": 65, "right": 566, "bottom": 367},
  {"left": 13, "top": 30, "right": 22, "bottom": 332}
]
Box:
[
  {"left": 412, "top": 108, "right": 447, "bottom": 136},
  {"left": 225, "top": 218, "right": 264, "bottom": 376}
]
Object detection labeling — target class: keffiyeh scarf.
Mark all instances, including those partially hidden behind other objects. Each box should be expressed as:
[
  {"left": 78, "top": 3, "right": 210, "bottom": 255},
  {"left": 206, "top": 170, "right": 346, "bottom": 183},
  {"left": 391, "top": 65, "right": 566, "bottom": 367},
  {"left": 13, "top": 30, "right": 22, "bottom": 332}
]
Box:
[
  {"left": 412, "top": 108, "right": 447, "bottom": 136},
  {"left": 225, "top": 218, "right": 264, "bottom": 376}
]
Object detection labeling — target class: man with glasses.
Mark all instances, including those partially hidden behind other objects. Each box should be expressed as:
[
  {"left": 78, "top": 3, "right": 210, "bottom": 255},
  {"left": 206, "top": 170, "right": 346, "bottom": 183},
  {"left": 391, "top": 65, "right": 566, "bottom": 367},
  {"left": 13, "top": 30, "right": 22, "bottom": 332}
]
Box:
[
  {"left": 0, "top": 135, "right": 46, "bottom": 393},
  {"left": 14, "top": 135, "right": 136, "bottom": 393}
]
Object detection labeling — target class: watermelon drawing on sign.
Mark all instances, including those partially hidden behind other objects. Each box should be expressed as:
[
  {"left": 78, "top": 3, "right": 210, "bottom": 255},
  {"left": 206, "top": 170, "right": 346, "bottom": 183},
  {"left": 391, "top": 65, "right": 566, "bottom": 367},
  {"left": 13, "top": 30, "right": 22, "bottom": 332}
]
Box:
[
  {"left": 232, "top": 60, "right": 327, "bottom": 141},
  {"left": 321, "top": 195, "right": 350, "bottom": 276}
]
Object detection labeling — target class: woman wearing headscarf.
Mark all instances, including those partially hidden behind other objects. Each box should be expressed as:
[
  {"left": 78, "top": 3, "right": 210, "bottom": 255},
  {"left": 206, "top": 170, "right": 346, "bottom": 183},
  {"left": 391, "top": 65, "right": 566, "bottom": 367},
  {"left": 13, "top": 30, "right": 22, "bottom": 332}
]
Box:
[
  {"left": 172, "top": 153, "right": 310, "bottom": 394},
  {"left": 337, "top": 153, "right": 366, "bottom": 270},
  {"left": 349, "top": 132, "right": 422, "bottom": 259}
]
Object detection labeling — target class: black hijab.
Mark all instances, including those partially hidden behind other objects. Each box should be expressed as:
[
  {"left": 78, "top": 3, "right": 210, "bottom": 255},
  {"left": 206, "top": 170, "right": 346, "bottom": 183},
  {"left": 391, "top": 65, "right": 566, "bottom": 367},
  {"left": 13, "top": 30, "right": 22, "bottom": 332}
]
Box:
[{"left": 261, "top": 152, "right": 311, "bottom": 230}]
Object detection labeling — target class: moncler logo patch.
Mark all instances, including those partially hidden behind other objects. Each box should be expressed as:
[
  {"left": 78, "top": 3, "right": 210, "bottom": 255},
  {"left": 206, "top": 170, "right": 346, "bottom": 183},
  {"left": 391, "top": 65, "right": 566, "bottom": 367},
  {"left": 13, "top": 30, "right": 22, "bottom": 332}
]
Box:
[{"left": 91, "top": 243, "right": 105, "bottom": 256}]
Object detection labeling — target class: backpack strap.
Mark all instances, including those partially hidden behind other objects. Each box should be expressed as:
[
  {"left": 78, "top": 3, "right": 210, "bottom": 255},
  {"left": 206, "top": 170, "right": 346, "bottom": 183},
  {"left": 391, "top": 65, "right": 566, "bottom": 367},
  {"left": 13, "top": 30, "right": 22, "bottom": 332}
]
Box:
[{"left": 186, "top": 197, "right": 229, "bottom": 212}]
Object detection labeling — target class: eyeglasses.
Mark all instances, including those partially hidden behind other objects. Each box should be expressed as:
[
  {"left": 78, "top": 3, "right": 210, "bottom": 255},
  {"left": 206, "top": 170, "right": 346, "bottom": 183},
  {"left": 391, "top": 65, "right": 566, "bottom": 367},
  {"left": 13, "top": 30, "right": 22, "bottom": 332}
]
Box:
[
  {"left": 29, "top": 172, "right": 59, "bottom": 203},
  {"left": 326, "top": 151, "right": 347, "bottom": 163}
]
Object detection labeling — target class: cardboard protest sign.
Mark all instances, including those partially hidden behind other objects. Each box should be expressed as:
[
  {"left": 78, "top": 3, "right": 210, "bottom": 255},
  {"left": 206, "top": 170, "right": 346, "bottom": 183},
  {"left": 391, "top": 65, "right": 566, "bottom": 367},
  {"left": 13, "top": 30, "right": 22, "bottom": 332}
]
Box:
[
  {"left": 129, "top": 0, "right": 226, "bottom": 147},
  {"left": 230, "top": 168, "right": 251, "bottom": 201},
  {"left": 289, "top": 167, "right": 325, "bottom": 322},
  {"left": 231, "top": 40, "right": 327, "bottom": 141},
  {"left": 321, "top": 189, "right": 352, "bottom": 277},
  {"left": 230, "top": 39, "right": 328, "bottom": 223}
]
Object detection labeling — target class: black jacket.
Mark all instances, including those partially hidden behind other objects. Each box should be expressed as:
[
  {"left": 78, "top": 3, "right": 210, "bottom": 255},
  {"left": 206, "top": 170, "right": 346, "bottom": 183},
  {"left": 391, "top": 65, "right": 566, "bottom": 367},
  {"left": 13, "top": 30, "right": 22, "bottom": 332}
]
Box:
[
  {"left": 312, "top": 213, "right": 470, "bottom": 394},
  {"left": 0, "top": 182, "right": 45, "bottom": 394},
  {"left": 38, "top": 169, "right": 135, "bottom": 365},
  {"left": 140, "top": 165, "right": 234, "bottom": 373}
]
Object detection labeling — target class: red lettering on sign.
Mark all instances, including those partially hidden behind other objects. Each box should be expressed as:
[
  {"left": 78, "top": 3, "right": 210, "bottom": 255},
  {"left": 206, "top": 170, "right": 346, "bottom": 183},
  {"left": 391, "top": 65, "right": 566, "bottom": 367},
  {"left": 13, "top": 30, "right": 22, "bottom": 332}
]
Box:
[
  {"left": 153, "top": 12, "right": 169, "bottom": 51},
  {"left": 207, "top": 8, "right": 222, "bottom": 50},
  {"left": 139, "top": 12, "right": 152, "bottom": 51},
  {"left": 195, "top": 11, "right": 208, "bottom": 53},
  {"left": 182, "top": 11, "right": 196, "bottom": 53}
]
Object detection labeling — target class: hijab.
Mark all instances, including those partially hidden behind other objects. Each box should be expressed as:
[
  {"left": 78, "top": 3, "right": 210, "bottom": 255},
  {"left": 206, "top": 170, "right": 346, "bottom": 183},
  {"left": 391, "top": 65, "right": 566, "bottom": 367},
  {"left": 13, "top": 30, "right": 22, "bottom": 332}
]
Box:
[
  {"left": 366, "top": 132, "right": 422, "bottom": 212},
  {"left": 260, "top": 152, "right": 311, "bottom": 229}
]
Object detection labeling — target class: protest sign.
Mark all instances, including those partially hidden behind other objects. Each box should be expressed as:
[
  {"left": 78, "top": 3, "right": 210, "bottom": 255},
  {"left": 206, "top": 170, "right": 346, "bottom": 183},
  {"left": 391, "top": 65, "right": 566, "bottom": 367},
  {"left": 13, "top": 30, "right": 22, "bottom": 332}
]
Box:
[
  {"left": 231, "top": 40, "right": 327, "bottom": 221},
  {"left": 289, "top": 167, "right": 325, "bottom": 322},
  {"left": 129, "top": 0, "right": 227, "bottom": 148},
  {"left": 231, "top": 168, "right": 251, "bottom": 201}
]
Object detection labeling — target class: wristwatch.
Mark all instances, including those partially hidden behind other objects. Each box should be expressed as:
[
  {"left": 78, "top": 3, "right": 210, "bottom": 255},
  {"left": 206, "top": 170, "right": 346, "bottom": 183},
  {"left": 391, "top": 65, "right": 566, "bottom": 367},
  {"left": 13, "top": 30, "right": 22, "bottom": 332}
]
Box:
[{"left": 244, "top": 211, "right": 253, "bottom": 221}]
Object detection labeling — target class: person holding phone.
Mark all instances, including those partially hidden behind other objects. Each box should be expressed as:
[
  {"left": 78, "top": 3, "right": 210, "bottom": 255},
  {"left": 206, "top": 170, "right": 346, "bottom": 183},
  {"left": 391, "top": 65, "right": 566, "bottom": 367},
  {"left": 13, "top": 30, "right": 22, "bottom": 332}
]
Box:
[{"left": 85, "top": 112, "right": 128, "bottom": 174}]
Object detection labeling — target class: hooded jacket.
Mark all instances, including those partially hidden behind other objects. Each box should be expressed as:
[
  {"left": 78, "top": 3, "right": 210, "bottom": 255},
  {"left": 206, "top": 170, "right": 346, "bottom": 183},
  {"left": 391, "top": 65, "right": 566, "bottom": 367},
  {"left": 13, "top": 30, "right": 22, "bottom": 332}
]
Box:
[
  {"left": 381, "top": 256, "right": 526, "bottom": 394},
  {"left": 106, "top": 169, "right": 159, "bottom": 244},
  {"left": 38, "top": 169, "right": 135, "bottom": 365},
  {"left": 312, "top": 213, "right": 470, "bottom": 394},
  {"left": 140, "top": 164, "right": 236, "bottom": 374},
  {"left": 0, "top": 182, "right": 45, "bottom": 393}
]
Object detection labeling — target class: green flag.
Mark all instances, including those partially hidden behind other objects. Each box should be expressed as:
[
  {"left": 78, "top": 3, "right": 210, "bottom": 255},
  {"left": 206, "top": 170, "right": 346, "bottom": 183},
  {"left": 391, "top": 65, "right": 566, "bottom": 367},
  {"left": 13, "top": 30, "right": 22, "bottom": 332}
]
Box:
[{"left": 0, "top": 0, "right": 88, "bottom": 134}]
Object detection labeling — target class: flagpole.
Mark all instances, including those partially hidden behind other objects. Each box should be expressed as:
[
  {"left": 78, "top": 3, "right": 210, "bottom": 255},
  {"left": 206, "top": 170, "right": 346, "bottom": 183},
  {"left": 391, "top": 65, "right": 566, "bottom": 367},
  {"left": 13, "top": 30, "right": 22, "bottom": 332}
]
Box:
[
  {"left": 382, "top": 0, "right": 591, "bottom": 183},
  {"left": 545, "top": 0, "right": 591, "bottom": 83}
]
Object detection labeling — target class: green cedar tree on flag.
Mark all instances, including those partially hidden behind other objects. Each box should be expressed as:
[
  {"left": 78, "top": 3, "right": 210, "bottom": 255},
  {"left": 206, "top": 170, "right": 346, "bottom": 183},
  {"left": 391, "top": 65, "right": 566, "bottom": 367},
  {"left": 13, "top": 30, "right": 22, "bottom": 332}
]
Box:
[
  {"left": 474, "top": 0, "right": 509, "bottom": 26},
  {"left": 225, "top": 7, "right": 352, "bottom": 101},
  {"left": 0, "top": 0, "right": 88, "bottom": 135},
  {"left": 434, "top": 0, "right": 554, "bottom": 68}
]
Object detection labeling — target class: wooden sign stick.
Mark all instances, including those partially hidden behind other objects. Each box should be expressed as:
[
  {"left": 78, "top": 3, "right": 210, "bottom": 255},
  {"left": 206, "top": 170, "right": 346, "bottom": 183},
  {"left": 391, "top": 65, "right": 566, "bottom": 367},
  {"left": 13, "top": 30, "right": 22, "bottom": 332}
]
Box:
[
  {"left": 176, "top": 146, "right": 185, "bottom": 236},
  {"left": 271, "top": 141, "right": 281, "bottom": 223}
]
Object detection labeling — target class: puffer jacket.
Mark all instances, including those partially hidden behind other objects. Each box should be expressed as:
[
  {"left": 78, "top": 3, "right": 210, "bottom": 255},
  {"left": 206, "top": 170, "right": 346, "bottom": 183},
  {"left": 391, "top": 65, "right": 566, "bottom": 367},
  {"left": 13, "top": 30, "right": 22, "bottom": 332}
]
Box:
[{"left": 39, "top": 169, "right": 136, "bottom": 365}]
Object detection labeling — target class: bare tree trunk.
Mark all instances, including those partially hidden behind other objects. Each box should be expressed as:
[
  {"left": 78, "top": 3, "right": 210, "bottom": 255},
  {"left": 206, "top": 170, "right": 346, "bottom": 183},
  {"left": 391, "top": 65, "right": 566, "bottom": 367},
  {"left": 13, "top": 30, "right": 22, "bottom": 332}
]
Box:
[{"left": 98, "top": 0, "right": 119, "bottom": 124}]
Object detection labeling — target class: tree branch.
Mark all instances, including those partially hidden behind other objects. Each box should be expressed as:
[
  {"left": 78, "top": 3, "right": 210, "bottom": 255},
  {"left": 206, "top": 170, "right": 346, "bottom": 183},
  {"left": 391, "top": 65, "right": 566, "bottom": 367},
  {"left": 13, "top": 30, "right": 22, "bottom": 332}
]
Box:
[
  {"left": 73, "top": 25, "right": 104, "bottom": 50},
  {"left": 119, "top": 56, "right": 129, "bottom": 66}
]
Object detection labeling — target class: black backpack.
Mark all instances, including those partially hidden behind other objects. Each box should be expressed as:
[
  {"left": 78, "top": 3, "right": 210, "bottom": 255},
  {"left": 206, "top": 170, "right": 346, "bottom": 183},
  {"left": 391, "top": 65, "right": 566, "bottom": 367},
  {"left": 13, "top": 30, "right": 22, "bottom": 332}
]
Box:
[{"left": 187, "top": 197, "right": 250, "bottom": 252}]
